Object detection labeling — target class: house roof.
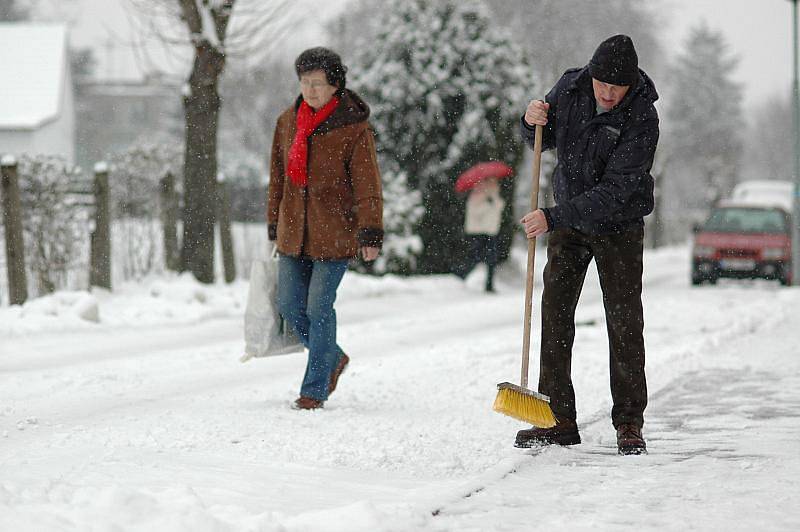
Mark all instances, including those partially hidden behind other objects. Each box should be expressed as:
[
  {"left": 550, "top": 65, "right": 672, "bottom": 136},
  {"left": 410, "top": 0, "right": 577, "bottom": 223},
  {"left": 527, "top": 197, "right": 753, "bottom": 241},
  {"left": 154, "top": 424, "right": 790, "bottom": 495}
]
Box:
[{"left": 0, "top": 23, "right": 68, "bottom": 130}]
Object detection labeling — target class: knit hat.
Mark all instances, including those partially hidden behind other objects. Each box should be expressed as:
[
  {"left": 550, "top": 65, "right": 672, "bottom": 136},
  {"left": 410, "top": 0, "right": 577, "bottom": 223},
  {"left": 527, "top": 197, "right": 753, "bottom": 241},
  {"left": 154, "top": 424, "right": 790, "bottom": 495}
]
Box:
[{"left": 589, "top": 34, "right": 639, "bottom": 86}]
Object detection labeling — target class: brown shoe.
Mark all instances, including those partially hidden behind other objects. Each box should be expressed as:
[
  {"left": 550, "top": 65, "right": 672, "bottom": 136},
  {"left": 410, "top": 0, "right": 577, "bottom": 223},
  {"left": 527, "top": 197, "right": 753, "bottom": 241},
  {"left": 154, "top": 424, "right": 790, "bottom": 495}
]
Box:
[
  {"left": 328, "top": 353, "right": 350, "bottom": 395},
  {"left": 617, "top": 424, "right": 647, "bottom": 455},
  {"left": 293, "top": 396, "right": 324, "bottom": 410},
  {"left": 515, "top": 417, "right": 581, "bottom": 448}
]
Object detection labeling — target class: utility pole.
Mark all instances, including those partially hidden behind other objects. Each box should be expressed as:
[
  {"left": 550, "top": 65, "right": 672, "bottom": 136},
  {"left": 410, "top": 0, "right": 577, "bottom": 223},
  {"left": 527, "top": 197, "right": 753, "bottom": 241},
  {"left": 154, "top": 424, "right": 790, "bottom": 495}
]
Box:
[{"left": 791, "top": 0, "right": 800, "bottom": 285}]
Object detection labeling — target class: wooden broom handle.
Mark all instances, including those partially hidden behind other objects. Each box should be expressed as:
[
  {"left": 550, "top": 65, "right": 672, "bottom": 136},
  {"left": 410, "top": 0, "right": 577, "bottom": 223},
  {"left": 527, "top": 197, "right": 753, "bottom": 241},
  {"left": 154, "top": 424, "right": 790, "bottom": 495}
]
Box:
[{"left": 521, "top": 124, "right": 543, "bottom": 388}]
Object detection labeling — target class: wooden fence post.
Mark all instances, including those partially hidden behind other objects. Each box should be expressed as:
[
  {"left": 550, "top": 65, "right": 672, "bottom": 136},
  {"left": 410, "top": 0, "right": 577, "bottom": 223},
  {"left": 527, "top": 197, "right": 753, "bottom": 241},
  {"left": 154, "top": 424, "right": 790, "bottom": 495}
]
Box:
[
  {"left": 217, "top": 175, "right": 236, "bottom": 283},
  {"left": 89, "top": 162, "right": 111, "bottom": 290},
  {"left": 1, "top": 156, "right": 28, "bottom": 305},
  {"left": 159, "top": 171, "right": 180, "bottom": 272}
]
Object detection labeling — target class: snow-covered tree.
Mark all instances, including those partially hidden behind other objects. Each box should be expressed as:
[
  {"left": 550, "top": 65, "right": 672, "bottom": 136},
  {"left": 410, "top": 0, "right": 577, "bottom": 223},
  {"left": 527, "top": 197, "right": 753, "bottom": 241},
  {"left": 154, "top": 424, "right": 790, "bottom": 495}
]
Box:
[
  {"left": 17, "top": 156, "right": 88, "bottom": 295},
  {"left": 377, "top": 169, "right": 424, "bottom": 275},
  {"left": 351, "top": 167, "right": 424, "bottom": 276},
  {"left": 350, "top": 0, "right": 535, "bottom": 273},
  {"left": 665, "top": 23, "right": 743, "bottom": 211},
  {"left": 745, "top": 94, "right": 793, "bottom": 182},
  {"left": 484, "top": 0, "right": 664, "bottom": 84}
]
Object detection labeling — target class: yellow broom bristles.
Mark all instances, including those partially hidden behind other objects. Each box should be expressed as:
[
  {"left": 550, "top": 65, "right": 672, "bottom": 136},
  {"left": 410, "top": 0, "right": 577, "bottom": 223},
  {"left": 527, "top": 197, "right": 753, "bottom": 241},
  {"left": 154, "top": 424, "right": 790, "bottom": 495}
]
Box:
[{"left": 493, "top": 385, "right": 557, "bottom": 428}]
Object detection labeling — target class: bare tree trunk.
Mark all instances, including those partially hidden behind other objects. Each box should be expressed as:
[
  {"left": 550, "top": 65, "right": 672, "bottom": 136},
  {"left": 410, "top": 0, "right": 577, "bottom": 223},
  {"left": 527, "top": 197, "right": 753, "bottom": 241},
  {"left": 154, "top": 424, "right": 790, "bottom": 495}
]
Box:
[
  {"left": 181, "top": 42, "right": 224, "bottom": 283},
  {"left": 177, "top": 0, "right": 234, "bottom": 284},
  {"left": 1, "top": 161, "right": 28, "bottom": 305}
]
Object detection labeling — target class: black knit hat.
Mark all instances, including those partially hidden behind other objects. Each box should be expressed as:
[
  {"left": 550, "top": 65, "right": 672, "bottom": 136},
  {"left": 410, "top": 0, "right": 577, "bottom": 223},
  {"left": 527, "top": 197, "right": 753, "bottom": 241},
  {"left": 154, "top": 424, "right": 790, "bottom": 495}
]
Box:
[
  {"left": 295, "top": 47, "right": 348, "bottom": 89},
  {"left": 589, "top": 34, "right": 638, "bottom": 86}
]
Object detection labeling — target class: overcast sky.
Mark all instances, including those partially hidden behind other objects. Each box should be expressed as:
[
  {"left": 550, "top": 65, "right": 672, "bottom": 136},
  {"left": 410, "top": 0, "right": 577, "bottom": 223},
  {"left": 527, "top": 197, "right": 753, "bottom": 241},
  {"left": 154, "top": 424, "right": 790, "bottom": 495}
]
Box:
[
  {"left": 665, "top": 0, "right": 793, "bottom": 106},
  {"left": 36, "top": 0, "right": 796, "bottom": 108}
]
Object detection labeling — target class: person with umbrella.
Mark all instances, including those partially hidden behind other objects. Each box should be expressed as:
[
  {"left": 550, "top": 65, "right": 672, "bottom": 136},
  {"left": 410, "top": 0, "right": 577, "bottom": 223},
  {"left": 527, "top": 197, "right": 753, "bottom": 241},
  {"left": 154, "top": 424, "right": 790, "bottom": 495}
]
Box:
[{"left": 455, "top": 162, "right": 512, "bottom": 293}]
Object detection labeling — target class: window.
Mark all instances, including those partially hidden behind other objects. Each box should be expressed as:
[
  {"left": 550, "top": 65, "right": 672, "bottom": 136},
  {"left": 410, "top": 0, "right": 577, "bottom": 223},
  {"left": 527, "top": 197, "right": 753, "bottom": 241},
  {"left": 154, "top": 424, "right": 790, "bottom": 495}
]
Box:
[{"left": 703, "top": 208, "right": 788, "bottom": 234}]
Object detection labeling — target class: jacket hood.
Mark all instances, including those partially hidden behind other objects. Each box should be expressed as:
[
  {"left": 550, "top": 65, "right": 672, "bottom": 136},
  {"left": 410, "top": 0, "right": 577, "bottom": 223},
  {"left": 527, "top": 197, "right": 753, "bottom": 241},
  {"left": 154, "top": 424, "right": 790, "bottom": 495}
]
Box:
[{"left": 293, "top": 89, "right": 371, "bottom": 134}]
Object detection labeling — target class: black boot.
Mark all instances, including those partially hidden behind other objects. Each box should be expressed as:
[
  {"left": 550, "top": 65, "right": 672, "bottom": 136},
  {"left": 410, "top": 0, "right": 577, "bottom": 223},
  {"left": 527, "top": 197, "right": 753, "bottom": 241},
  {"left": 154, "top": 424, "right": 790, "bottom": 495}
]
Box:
[
  {"left": 515, "top": 417, "right": 581, "bottom": 448},
  {"left": 616, "top": 424, "right": 647, "bottom": 455}
]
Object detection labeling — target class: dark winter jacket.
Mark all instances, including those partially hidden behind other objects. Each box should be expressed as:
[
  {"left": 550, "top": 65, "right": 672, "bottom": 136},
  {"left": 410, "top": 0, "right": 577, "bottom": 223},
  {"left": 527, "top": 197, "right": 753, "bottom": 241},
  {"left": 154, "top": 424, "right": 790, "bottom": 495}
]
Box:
[
  {"left": 268, "top": 89, "right": 384, "bottom": 259},
  {"left": 520, "top": 65, "right": 659, "bottom": 235}
]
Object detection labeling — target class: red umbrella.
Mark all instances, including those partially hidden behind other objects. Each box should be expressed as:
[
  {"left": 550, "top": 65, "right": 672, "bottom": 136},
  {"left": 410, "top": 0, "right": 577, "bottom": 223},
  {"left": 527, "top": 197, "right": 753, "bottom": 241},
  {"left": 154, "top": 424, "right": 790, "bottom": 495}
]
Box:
[{"left": 454, "top": 161, "right": 514, "bottom": 193}]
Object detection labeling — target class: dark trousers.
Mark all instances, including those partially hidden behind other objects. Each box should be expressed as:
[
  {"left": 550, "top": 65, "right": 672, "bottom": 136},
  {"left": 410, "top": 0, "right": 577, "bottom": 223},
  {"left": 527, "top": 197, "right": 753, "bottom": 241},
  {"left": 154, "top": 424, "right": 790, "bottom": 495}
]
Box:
[
  {"left": 461, "top": 234, "right": 499, "bottom": 291},
  {"left": 538, "top": 226, "right": 647, "bottom": 428}
]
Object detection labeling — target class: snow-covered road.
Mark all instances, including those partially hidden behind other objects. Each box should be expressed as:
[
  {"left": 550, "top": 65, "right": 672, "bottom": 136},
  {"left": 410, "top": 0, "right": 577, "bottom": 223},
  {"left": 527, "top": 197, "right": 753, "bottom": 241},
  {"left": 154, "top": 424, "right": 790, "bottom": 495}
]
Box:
[{"left": 1, "top": 245, "right": 799, "bottom": 531}]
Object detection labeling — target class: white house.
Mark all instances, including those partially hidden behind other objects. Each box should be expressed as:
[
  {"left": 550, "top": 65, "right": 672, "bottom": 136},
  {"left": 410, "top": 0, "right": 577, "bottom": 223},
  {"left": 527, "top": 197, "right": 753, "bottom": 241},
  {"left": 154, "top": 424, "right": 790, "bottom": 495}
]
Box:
[{"left": 0, "top": 24, "right": 75, "bottom": 165}]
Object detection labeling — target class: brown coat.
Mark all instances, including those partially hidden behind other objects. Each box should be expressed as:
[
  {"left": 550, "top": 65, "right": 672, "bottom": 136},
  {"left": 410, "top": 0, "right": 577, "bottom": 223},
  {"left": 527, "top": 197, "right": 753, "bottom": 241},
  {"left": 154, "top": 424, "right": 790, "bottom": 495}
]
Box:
[{"left": 267, "top": 89, "right": 384, "bottom": 260}]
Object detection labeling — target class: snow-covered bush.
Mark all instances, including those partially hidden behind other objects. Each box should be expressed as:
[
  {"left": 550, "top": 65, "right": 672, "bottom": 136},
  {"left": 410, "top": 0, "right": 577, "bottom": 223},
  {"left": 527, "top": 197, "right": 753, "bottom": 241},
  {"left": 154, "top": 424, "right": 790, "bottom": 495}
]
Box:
[
  {"left": 113, "top": 218, "right": 163, "bottom": 281},
  {"left": 107, "top": 141, "right": 183, "bottom": 280},
  {"left": 17, "top": 155, "right": 89, "bottom": 295},
  {"left": 108, "top": 140, "right": 183, "bottom": 219},
  {"left": 350, "top": 0, "right": 535, "bottom": 273}
]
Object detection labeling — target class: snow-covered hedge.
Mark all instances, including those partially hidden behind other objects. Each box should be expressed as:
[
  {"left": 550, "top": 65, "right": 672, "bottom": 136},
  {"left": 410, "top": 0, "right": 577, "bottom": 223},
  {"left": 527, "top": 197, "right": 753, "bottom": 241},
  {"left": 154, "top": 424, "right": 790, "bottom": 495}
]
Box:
[{"left": 16, "top": 155, "right": 90, "bottom": 296}]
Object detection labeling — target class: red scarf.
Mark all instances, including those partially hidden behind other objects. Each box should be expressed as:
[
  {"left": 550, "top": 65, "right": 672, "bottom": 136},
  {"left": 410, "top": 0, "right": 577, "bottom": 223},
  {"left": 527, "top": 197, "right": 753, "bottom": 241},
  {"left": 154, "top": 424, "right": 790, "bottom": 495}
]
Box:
[{"left": 287, "top": 97, "right": 340, "bottom": 187}]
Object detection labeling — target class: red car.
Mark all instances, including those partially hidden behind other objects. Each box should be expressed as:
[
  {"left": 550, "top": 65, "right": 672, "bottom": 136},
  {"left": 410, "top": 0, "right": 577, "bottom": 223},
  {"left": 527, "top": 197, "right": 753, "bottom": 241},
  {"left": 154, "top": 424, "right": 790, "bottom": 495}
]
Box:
[{"left": 691, "top": 202, "right": 792, "bottom": 285}]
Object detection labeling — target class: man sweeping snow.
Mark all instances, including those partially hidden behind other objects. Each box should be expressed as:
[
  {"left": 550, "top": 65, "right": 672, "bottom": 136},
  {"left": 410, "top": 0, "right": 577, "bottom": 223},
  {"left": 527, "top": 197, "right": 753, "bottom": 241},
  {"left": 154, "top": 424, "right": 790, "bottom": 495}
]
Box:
[{"left": 516, "top": 35, "right": 659, "bottom": 455}]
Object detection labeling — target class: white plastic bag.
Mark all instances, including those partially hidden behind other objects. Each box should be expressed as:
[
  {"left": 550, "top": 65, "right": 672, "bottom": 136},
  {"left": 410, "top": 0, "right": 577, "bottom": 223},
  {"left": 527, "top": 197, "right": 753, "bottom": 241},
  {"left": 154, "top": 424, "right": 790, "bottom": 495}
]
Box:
[{"left": 241, "top": 248, "right": 304, "bottom": 362}]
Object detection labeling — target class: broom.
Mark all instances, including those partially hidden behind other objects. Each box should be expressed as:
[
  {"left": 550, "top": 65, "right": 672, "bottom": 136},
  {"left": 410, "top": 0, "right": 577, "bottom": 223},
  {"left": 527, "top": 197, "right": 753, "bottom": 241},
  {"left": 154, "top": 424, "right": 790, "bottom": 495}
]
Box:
[{"left": 493, "top": 123, "right": 557, "bottom": 428}]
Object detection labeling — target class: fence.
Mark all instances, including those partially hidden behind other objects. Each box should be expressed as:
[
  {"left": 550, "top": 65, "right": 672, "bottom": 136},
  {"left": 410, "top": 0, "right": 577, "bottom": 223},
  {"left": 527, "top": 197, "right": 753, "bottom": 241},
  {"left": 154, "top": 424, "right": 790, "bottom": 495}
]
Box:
[{"left": 1, "top": 157, "right": 238, "bottom": 306}]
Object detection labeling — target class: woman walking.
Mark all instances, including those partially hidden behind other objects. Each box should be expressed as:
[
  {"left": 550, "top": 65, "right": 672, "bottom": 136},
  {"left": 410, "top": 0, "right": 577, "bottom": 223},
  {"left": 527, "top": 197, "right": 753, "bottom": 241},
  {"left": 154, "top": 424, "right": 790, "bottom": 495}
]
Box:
[{"left": 267, "top": 47, "right": 384, "bottom": 410}]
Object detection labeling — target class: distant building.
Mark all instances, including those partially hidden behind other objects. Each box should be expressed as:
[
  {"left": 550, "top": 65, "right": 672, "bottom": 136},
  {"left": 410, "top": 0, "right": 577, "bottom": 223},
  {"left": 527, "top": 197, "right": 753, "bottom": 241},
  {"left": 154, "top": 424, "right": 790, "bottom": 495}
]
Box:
[
  {"left": 0, "top": 23, "right": 75, "bottom": 165},
  {"left": 75, "top": 73, "right": 182, "bottom": 175}
]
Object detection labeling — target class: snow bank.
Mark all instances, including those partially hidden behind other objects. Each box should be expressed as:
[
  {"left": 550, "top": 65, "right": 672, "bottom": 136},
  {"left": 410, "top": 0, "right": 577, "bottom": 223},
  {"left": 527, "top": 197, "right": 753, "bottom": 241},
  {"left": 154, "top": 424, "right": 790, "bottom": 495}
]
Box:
[
  {"left": 0, "top": 265, "right": 467, "bottom": 338},
  {"left": 0, "top": 273, "right": 247, "bottom": 337}
]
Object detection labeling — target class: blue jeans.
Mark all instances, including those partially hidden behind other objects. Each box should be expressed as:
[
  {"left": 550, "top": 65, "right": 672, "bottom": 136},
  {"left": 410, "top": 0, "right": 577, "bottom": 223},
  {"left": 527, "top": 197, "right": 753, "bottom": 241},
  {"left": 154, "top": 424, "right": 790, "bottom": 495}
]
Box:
[{"left": 277, "top": 254, "right": 348, "bottom": 401}]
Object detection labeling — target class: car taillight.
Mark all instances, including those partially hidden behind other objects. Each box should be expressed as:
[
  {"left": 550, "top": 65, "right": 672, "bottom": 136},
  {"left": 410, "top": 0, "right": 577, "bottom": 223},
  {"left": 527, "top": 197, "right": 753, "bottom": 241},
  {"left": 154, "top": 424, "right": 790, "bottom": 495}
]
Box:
[
  {"left": 763, "top": 247, "right": 788, "bottom": 260},
  {"left": 693, "top": 245, "right": 715, "bottom": 258}
]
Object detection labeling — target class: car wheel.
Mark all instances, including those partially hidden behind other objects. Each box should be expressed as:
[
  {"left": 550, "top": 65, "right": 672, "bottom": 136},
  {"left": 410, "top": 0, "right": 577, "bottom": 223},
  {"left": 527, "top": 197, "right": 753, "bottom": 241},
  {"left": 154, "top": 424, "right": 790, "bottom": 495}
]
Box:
[
  {"left": 691, "top": 275, "right": 703, "bottom": 286},
  {"left": 707, "top": 276, "right": 718, "bottom": 285}
]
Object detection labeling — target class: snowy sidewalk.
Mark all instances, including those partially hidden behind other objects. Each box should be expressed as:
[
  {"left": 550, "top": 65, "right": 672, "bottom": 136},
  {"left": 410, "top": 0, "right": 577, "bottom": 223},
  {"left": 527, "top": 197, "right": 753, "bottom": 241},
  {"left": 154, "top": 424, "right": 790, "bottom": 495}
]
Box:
[
  {"left": 428, "top": 305, "right": 800, "bottom": 531},
  {"left": 2, "top": 246, "right": 800, "bottom": 531}
]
